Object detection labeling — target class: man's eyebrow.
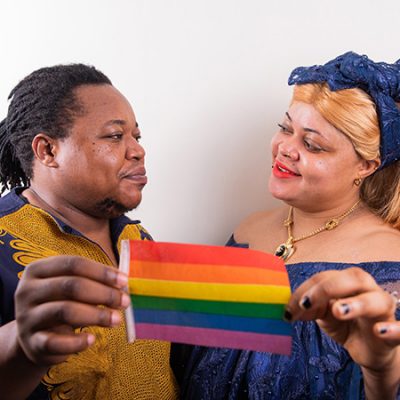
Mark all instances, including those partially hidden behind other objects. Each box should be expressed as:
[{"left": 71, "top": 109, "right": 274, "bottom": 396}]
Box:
[
  {"left": 104, "top": 120, "right": 139, "bottom": 128},
  {"left": 105, "top": 119, "right": 126, "bottom": 126}
]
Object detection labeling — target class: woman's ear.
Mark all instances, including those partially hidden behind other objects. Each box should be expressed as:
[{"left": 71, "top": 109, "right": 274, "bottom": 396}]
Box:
[
  {"left": 31, "top": 133, "right": 59, "bottom": 168},
  {"left": 358, "top": 157, "right": 380, "bottom": 179}
]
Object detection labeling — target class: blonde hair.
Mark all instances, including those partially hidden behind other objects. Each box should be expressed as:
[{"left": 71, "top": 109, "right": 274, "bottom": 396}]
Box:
[{"left": 292, "top": 83, "right": 400, "bottom": 229}]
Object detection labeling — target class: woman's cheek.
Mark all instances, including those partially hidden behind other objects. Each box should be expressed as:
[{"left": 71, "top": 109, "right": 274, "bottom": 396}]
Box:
[{"left": 270, "top": 134, "right": 281, "bottom": 158}]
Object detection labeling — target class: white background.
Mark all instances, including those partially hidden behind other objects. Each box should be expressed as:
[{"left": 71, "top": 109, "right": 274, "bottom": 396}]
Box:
[{"left": 1, "top": 0, "right": 399, "bottom": 244}]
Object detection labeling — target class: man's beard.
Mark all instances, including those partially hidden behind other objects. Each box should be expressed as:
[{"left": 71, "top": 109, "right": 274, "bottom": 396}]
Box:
[{"left": 94, "top": 197, "right": 134, "bottom": 218}]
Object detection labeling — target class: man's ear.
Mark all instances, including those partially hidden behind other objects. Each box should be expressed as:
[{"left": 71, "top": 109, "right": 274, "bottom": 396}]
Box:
[
  {"left": 358, "top": 157, "right": 380, "bottom": 180},
  {"left": 31, "top": 133, "right": 59, "bottom": 168}
]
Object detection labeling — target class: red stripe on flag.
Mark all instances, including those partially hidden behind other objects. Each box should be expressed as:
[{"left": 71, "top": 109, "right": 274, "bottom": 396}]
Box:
[{"left": 130, "top": 241, "right": 285, "bottom": 271}]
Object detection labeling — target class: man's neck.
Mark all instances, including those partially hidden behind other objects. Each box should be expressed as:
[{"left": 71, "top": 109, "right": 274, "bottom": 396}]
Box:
[
  {"left": 23, "top": 186, "right": 110, "bottom": 239},
  {"left": 24, "top": 186, "right": 119, "bottom": 266}
]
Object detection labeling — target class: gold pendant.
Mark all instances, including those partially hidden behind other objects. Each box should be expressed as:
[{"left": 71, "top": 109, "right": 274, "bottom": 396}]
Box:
[{"left": 274, "top": 242, "right": 294, "bottom": 261}]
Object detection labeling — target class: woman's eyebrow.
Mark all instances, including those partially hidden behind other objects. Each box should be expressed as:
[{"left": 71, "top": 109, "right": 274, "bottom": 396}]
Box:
[
  {"left": 304, "top": 127, "right": 323, "bottom": 136},
  {"left": 286, "top": 112, "right": 324, "bottom": 136}
]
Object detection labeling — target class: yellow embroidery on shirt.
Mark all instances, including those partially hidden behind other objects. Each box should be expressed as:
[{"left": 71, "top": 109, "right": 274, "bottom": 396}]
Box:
[
  {"left": 0, "top": 228, "right": 6, "bottom": 245},
  {"left": 10, "top": 239, "right": 58, "bottom": 267},
  {"left": 43, "top": 321, "right": 178, "bottom": 400},
  {"left": 1, "top": 205, "right": 178, "bottom": 399}
]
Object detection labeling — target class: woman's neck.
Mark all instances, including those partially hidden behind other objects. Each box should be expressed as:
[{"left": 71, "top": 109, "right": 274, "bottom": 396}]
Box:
[{"left": 287, "top": 197, "right": 363, "bottom": 230}]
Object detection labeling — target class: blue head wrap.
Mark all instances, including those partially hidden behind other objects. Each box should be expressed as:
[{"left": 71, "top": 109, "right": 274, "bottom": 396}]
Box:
[{"left": 288, "top": 51, "right": 400, "bottom": 169}]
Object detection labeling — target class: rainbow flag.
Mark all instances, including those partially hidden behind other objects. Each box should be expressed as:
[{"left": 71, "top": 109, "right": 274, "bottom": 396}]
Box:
[{"left": 120, "top": 240, "right": 292, "bottom": 354}]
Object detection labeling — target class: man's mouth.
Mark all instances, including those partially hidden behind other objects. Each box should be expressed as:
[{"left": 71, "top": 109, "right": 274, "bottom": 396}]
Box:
[{"left": 120, "top": 168, "right": 148, "bottom": 185}]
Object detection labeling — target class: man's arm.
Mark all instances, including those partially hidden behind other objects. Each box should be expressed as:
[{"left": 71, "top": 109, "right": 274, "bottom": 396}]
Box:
[
  {"left": 0, "top": 321, "right": 48, "bottom": 400},
  {"left": 0, "top": 255, "right": 129, "bottom": 399}
]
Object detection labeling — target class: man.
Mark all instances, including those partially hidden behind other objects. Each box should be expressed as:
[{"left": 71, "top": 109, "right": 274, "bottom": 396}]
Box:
[{"left": 0, "top": 65, "right": 178, "bottom": 399}]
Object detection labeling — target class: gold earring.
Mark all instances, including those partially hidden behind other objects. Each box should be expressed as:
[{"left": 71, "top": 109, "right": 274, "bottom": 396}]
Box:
[{"left": 354, "top": 178, "right": 362, "bottom": 186}]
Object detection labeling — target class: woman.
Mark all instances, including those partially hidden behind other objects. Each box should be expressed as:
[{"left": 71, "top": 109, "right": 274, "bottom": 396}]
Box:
[{"left": 177, "top": 52, "right": 400, "bottom": 399}]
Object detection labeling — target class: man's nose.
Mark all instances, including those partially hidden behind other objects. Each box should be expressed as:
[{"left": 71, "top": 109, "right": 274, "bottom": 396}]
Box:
[{"left": 126, "top": 137, "right": 145, "bottom": 160}]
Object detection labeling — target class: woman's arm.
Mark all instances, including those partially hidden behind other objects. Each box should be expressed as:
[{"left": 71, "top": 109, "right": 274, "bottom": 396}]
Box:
[{"left": 286, "top": 267, "right": 400, "bottom": 400}]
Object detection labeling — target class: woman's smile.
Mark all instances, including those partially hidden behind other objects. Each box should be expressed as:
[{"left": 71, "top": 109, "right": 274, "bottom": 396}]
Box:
[{"left": 272, "top": 160, "right": 301, "bottom": 178}]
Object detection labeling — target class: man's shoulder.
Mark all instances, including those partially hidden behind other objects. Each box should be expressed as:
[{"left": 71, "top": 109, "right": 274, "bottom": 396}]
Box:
[
  {"left": 116, "top": 217, "right": 153, "bottom": 242},
  {"left": 0, "top": 188, "right": 26, "bottom": 218}
]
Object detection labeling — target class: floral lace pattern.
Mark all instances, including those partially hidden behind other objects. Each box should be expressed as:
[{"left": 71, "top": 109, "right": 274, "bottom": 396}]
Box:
[
  {"left": 180, "top": 258, "right": 400, "bottom": 400},
  {"left": 288, "top": 51, "right": 400, "bottom": 168}
]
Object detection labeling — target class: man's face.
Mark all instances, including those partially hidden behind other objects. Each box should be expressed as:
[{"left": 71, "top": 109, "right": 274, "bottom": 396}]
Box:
[{"left": 53, "top": 84, "right": 147, "bottom": 218}]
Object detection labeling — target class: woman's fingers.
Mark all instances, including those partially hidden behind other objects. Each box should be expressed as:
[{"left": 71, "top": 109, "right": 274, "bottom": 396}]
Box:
[
  {"left": 330, "top": 291, "right": 396, "bottom": 321},
  {"left": 375, "top": 321, "right": 400, "bottom": 346},
  {"left": 287, "top": 267, "right": 379, "bottom": 320}
]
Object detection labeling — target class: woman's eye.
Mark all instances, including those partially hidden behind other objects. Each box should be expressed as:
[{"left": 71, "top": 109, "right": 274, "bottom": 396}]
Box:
[
  {"left": 304, "top": 140, "right": 322, "bottom": 152},
  {"left": 278, "top": 123, "right": 291, "bottom": 133},
  {"left": 135, "top": 135, "right": 142, "bottom": 143}
]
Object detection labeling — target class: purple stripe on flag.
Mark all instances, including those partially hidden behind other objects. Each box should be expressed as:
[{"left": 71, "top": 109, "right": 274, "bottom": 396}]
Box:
[{"left": 135, "top": 323, "right": 292, "bottom": 354}]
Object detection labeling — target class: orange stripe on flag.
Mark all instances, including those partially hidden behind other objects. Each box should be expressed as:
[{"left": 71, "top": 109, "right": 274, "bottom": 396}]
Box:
[{"left": 129, "top": 260, "right": 289, "bottom": 285}]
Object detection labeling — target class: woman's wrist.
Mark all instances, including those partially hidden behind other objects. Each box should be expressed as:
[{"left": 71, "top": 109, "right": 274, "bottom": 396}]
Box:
[{"left": 361, "top": 349, "right": 400, "bottom": 400}]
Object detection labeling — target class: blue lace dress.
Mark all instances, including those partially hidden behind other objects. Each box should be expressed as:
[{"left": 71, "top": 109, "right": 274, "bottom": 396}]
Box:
[{"left": 176, "top": 236, "right": 400, "bottom": 400}]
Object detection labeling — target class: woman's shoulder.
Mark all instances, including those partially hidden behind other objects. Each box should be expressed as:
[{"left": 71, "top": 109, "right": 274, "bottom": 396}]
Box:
[
  {"left": 351, "top": 211, "right": 400, "bottom": 260},
  {"left": 361, "top": 227, "right": 400, "bottom": 260},
  {"left": 234, "top": 206, "right": 286, "bottom": 246}
]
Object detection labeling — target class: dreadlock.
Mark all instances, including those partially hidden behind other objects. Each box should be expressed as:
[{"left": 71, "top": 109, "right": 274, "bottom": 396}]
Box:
[{"left": 0, "top": 64, "right": 112, "bottom": 194}]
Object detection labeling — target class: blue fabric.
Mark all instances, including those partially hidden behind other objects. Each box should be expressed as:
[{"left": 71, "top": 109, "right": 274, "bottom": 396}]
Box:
[
  {"left": 288, "top": 51, "right": 400, "bottom": 169},
  {"left": 178, "top": 236, "right": 400, "bottom": 400},
  {"left": 136, "top": 309, "right": 291, "bottom": 335}
]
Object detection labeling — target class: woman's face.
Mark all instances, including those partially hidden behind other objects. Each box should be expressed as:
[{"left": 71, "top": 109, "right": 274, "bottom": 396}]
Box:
[{"left": 269, "top": 101, "right": 364, "bottom": 211}]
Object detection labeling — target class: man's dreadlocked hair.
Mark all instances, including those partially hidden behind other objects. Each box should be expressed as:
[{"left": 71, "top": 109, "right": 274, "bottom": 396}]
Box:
[{"left": 0, "top": 64, "right": 112, "bottom": 194}]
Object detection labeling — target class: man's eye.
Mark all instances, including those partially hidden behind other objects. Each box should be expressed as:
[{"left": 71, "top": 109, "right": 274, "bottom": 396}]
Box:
[{"left": 109, "top": 133, "right": 123, "bottom": 140}]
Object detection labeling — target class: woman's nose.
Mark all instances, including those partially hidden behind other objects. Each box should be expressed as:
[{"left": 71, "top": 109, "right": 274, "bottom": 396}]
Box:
[{"left": 279, "top": 140, "right": 299, "bottom": 161}]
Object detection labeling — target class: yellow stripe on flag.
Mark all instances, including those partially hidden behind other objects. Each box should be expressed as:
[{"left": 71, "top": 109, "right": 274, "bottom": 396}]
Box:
[{"left": 129, "top": 279, "right": 290, "bottom": 304}]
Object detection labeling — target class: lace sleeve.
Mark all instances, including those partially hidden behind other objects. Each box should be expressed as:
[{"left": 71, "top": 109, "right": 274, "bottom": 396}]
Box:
[{"left": 380, "top": 281, "right": 400, "bottom": 320}]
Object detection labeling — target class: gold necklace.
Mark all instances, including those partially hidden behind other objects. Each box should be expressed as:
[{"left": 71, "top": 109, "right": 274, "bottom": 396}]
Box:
[{"left": 274, "top": 200, "right": 361, "bottom": 261}]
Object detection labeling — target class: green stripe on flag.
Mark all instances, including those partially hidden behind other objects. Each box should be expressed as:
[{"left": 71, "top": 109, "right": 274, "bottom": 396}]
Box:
[{"left": 131, "top": 295, "right": 285, "bottom": 319}]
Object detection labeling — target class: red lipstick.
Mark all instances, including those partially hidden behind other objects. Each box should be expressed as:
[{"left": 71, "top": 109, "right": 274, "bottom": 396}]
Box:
[{"left": 272, "top": 160, "right": 300, "bottom": 179}]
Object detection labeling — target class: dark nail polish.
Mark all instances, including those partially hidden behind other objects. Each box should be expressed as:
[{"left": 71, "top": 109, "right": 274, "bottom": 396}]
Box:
[
  {"left": 340, "top": 303, "right": 350, "bottom": 315},
  {"left": 300, "top": 296, "right": 312, "bottom": 309},
  {"left": 379, "top": 327, "right": 388, "bottom": 334},
  {"left": 284, "top": 310, "right": 292, "bottom": 321}
]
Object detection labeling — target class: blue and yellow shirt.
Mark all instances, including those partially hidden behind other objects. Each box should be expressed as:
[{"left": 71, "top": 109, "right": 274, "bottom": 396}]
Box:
[{"left": 0, "top": 188, "right": 178, "bottom": 400}]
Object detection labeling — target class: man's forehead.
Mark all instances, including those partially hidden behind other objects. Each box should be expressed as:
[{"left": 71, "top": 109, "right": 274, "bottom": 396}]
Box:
[
  {"left": 104, "top": 119, "right": 139, "bottom": 128},
  {"left": 73, "top": 84, "right": 137, "bottom": 123},
  {"left": 74, "top": 84, "right": 125, "bottom": 105}
]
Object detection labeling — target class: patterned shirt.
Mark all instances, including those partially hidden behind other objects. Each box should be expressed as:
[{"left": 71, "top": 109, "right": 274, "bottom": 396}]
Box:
[{"left": 0, "top": 188, "right": 178, "bottom": 400}]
